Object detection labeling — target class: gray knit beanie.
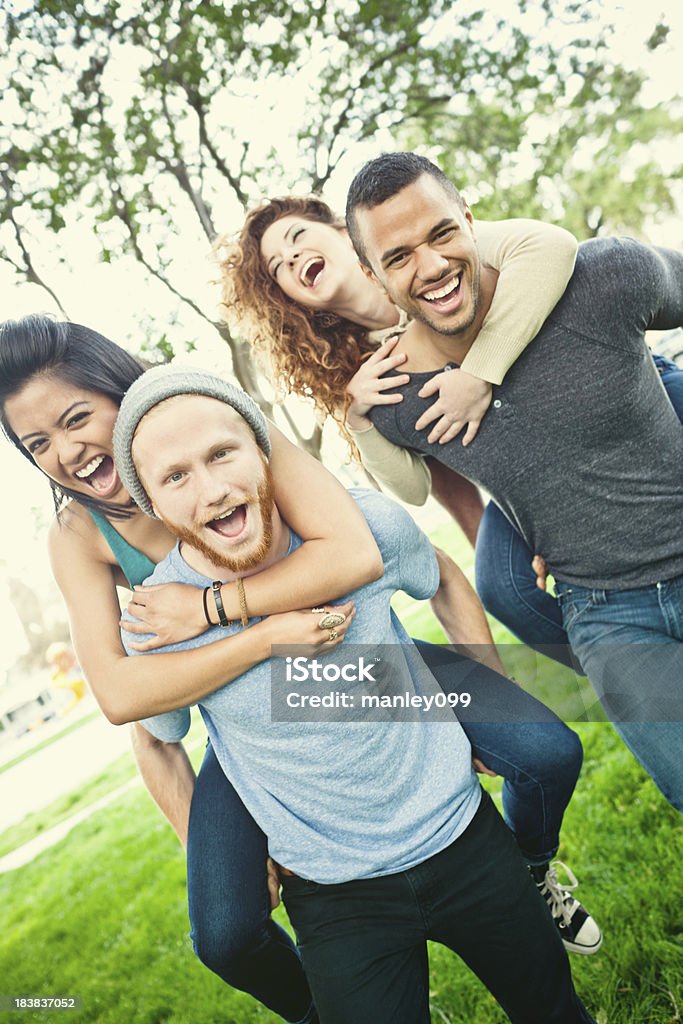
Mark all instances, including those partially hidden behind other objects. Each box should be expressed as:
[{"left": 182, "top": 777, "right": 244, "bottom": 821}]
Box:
[{"left": 113, "top": 364, "right": 271, "bottom": 517}]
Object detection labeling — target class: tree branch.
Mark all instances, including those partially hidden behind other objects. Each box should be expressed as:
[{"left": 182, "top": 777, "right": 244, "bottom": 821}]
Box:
[
  {"left": 311, "top": 38, "right": 416, "bottom": 189},
  {"left": 276, "top": 404, "right": 324, "bottom": 457},
  {"left": 107, "top": 178, "right": 215, "bottom": 329},
  {"left": 184, "top": 87, "right": 248, "bottom": 208},
  {"left": 159, "top": 89, "right": 217, "bottom": 241},
  {"left": 88, "top": 77, "right": 215, "bottom": 331},
  {"left": 2, "top": 197, "right": 69, "bottom": 317}
]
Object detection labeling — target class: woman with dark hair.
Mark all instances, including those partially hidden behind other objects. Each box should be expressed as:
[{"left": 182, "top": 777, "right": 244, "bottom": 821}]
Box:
[
  {"left": 0, "top": 313, "right": 377, "bottom": 1024},
  {"left": 2, "top": 318, "right": 147, "bottom": 518}
]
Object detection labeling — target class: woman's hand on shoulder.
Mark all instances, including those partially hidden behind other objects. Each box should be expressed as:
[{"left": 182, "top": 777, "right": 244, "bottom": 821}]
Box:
[
  {"left": 123, "top": 583, "right": 208, "bottom": 651},
  {"left": 416, "top": 369, "right": 492, "bottom": 446},
  {"left": 345, "top": 336, "right": 410, "bottom": 431}
]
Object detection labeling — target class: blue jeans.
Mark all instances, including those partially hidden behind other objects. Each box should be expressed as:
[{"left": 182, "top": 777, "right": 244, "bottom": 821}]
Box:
[
  {"left": 475, "top": 353, "right": 683, "bottom": 667},
  {"left": 186, "top": 645, "right": 582, "bottom": 1017},
  {"left": 186, "top": 742, "right": 316, "bottom": 1023},
  {"left": 654, "top": 351, "right": 683, "bottom": 416},
  {"left": 475, "top": 500, "right": 573, "bottom": 665},
  {"left": 282, "top": 791, "right": 595, "bottom": 1024},
  {"left": 414, "top": 641, "right": 582, "bottom": 864},
  {"left": 555, "top": 576, "right": 683, "bottom": 812}
]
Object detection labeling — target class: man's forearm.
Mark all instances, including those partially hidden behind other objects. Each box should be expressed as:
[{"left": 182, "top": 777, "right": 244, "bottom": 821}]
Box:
[
  {"left": 430, "top": 547, "right": 507, "bottom": 676},
  {"left": 130, "top": 722, "right": 196, "bottom": 849}
]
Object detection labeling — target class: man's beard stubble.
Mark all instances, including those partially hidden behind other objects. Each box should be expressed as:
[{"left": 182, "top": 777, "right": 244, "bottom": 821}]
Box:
[{"left": 162, "top": 462, "right": 275, "bottom": 575}]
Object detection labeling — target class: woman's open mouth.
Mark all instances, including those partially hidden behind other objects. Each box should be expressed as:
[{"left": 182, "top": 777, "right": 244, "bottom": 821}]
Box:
[
  {"left": 300, "top": 257, "right": 325, "bottom": 288},
  {"left": 74, "top": 454, "right": 120, "bottom": 497}
]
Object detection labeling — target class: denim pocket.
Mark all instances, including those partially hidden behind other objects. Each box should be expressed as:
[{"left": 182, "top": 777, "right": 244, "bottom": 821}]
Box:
[{"left": 555, "top": 586, "right": 596, "bottom": 631}]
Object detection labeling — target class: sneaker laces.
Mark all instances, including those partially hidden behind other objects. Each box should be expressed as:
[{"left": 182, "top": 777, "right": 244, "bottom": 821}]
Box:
[{"left": 539, "top": 860, "right": 579, "bottom": 928}]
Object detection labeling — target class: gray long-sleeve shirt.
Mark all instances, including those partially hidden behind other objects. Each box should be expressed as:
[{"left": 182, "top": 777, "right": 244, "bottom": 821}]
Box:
[{"left": 371, "top": 238, "right": 683, "bottom": 590}]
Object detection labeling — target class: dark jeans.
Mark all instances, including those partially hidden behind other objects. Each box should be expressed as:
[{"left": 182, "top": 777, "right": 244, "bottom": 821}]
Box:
[
  {"left": 475, "top": 501, "right": 575, "bottom": 666},
  {"left": 282, "top": 791, "right": 595, "bottom": 1024},
  {"left": 186, "top": 646, "right": 582, "bottom": 1019},
  {"left": 186, "top": 741, "right": 315, "bottom": 1023},
  {"left": 476, "top": 352, "right": 683, "bottom": 667},
  {"left": 415, "top": 642, "right": 582, "bottom": 864}
]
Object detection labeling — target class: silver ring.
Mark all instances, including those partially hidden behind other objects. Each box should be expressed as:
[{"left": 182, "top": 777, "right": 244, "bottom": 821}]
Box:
[
  {"left": 328, "top": 630, "right": 339, "bottom": 641},
  {"left": 311, "top": 607, "right": 325, "bottom": 614}
]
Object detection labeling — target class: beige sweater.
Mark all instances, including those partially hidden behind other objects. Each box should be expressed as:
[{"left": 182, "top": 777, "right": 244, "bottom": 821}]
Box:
[{"left": 349, "top": 218, "right": 577, "bottom": 504}]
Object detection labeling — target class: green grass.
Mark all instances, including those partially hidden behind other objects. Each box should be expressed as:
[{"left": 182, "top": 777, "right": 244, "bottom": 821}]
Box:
[
  {"left": 0, "top": 749, "right": 138, "bottom": 861},
  {"left": 0, "top": 724, "right": 680, "bottom": 1024},
  {"left": 431, "top": 723, "right": 683, "bottom": 1024}
]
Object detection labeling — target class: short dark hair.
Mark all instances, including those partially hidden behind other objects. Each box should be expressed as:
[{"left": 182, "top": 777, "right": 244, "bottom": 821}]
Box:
[
  {"left": 345, "top": 152, "right": 465, "bottom": 266},
  {"left": 0, "top": 314, "right": 145, "bottom": 519}
]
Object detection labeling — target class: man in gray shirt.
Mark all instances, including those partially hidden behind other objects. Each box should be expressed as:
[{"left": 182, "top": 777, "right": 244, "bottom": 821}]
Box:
[
  {"left": 346, "top": 151, "right": 683, "bottom": 814},
  {"left": 113, "top": 364, "right": 594, "bottom": 1024}
]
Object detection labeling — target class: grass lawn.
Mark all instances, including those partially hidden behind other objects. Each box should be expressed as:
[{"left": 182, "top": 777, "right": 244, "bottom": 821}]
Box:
[
  {"left": 1, "top": 721, "right": 680, "bottom": 1024},
  {"left": 1, "top": 512, "right": 681, "bottom": 1022}
]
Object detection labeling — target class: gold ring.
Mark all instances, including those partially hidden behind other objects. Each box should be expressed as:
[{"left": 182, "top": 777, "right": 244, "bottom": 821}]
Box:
[
  {"left": 311, "top": 607, "right": 325, "bottom": 614},
  {"left": 328, "top": 630, "right": 339, "bottom": 641},
  {"left": 319, "top": 612, "right": 346, "bottom": 630}
]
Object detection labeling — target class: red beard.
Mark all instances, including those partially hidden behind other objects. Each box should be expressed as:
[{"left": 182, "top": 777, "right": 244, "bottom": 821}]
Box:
[{"left": 161, "top": 459, "right": 274, "bottom": 574}]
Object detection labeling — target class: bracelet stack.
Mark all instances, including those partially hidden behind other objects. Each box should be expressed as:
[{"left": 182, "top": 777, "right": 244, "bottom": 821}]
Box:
[
  {"left": 212, "top": 580, "right": 231, "bottom": 628},
  {"left": 202, "top": 580, "right": 250, "bottom": 629}
]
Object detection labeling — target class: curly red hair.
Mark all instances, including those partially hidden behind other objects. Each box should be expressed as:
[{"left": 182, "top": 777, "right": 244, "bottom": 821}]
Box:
[{"left": 216, "top": 196, "right": 377, "bottom": 432}]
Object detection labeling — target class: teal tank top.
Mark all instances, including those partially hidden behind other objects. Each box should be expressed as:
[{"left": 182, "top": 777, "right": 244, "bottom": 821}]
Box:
[{"left": 88, "top": 509, "right": 156, "bottom": 588}]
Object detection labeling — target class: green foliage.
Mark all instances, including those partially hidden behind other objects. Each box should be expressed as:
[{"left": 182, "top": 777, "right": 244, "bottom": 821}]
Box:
[
  {"left": 0, "top": 1, "right": 681, "bottom": 366},
  {"left": 401, "top": 30, "right": 683, "bottom": 237},
  {"left": 646, "top": 22, "right": 670, "bottom": 52}
]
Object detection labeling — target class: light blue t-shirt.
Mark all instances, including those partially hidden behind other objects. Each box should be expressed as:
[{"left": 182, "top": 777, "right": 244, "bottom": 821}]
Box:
[{"left": 121, "top": 489, "right": 480, "bottom": 883}]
